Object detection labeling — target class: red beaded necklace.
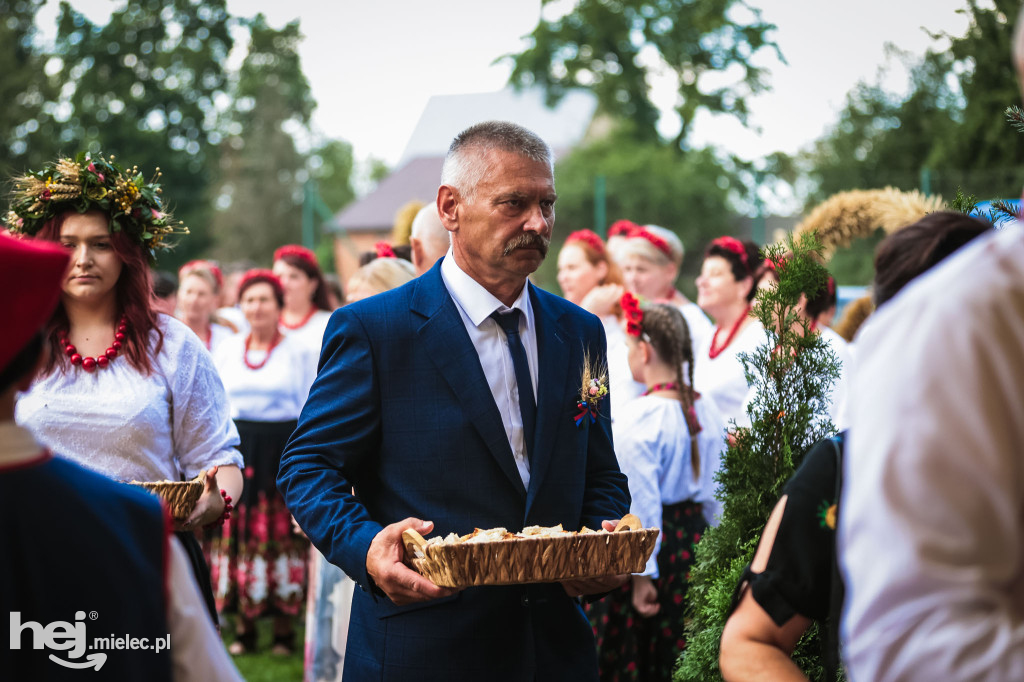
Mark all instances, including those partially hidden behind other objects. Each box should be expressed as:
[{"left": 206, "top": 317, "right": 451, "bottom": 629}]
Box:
[
  {"left": 280, "top": 306, "right": 316, "bottom": 330},
  {"left": 59, "top": 317, "right": 127, "bottom": 372},
  {"left": 642, "top": 382, "right": 680, "bottom": 396},
  {"left": 243, "top": 330, "right": 283, "bottom": 370},
  {"left": 708, "top": 304, "right": 752, "bottom": 359}
]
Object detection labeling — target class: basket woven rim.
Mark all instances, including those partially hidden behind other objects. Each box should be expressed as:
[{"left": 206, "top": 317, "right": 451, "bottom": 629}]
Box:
[{"left": 411, "top": 527, "right": 660, "bottom": 587}]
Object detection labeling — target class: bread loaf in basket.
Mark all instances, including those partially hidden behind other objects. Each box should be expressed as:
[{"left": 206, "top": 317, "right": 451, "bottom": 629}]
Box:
[{"left": 403, "top": 514, "right": 659, "bottom": 588}]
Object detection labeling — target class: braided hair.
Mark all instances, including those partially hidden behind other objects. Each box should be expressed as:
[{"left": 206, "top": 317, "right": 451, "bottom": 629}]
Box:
[{"left": 638, "top": 303, "right": 702, "bottom": 480}]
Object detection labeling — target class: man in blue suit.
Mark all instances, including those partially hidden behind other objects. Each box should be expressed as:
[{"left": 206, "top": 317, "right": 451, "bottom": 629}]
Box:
[{"left": 278, "top": 121, "right": 630, "bottom": 681}]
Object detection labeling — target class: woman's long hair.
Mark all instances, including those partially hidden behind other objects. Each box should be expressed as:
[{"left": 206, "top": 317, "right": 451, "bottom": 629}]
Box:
[{"left": 35, "top": 210, "right": 162, "bottom": 375}]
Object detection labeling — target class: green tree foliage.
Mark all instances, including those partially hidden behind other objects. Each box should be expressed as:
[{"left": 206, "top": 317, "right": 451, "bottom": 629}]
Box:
[
  {"left": 505, "top": 0, "right": 781, "bottom": 148},
  {"left": 677, "top": 235, "right": 840, "bottom": 681},
  {"left": 42, "top": 0, "right": 234, "bottom": 262},
  {"left": 533, "top": 124, "right": 739, "bottom": 293},
  {"left": 309, "top": 139, "right": 356, "bottom": 214},
  {"left": 209, "top": 14, "right": 315, "bottom": 262},
  {"left": 805, "top": 0, "right": 1024, "bottom": 205},
  {"left": 0, "top": 0, "right": 59, "bottom": 175}
]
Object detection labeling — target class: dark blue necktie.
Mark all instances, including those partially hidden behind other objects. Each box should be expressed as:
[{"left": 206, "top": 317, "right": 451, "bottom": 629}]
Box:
[{"left": 490, "top": 309, "right": 537, "bottom": 463}]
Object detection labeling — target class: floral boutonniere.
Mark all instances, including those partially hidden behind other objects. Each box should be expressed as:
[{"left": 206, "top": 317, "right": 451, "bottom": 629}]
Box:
[{"left": 575, "top": 353, "right": 609, "bottom": 427}]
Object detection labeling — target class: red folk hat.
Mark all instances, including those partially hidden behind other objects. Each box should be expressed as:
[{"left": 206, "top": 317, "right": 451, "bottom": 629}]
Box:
[{"left": 0, "top": 232, "right": 70, "bottom": 372}]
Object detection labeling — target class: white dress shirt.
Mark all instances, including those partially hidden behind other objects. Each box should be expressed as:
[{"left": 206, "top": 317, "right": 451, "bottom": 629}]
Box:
[
  {"left": 441, "top": 251, "right": 539, "bottom": 488},
  {"left": 840, "top": 224, "right": 1024, "bottom": 682}
]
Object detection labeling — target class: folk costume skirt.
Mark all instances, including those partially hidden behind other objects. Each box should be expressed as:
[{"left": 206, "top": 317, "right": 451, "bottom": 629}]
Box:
[
  {"left": 587, "top": 500, "right": 707, "bottom": 682},
  {"left": 209, "top": 419, "right": 308, "bottom": 620}
]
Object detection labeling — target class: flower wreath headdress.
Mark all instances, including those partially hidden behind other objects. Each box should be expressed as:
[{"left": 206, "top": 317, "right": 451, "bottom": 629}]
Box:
[
  {"left": 608, "top": 219, "right": 640, "bottom": 238},
  {"left": 632, "top": 226, "right": 673, "bottom": 258},
  {"left": 710, "top": 235, "right": 750, "bottom": 272},
  {"left": 6, "top": 153, "right": 188, "bottom": 263},
  {"left": 621, "top": 291, "right": 645, "bottom": 338},
  {"left": 565, "top": 229, "right": 606, "bottom": 255}
]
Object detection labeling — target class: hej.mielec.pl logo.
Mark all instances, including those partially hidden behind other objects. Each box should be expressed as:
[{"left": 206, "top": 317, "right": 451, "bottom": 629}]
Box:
[{"left": 10, "top": 610, "right": 170, "bottom": 671}]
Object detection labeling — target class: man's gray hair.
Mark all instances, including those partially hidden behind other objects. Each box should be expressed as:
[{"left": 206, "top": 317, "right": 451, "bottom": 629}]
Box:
[{"left": 440, "top": 121, "right": 554, "bottom": 200}]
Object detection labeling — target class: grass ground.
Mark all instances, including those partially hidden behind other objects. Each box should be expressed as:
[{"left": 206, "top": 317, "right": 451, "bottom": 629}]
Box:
[{"left": 221, "top": 616, "right": 305, "bottom": 682}]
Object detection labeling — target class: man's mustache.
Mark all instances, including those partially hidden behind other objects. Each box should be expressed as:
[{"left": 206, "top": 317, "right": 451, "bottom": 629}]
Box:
[{"left": 503, "top": 233, "right": 550, "bottom": 257}]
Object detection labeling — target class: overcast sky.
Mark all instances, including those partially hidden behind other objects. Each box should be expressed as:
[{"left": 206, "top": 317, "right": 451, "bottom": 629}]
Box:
[{"left": 42, "top": 1, "right": 975, "bottom": 168}]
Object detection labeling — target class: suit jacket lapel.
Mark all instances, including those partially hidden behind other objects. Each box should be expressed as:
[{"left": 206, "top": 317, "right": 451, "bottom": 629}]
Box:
[
  {"left": 526, "top": 284, "right": 573, "bottom": 509},
  {"left": 411, "top": 263, "right": 528, "bottom": 498}
]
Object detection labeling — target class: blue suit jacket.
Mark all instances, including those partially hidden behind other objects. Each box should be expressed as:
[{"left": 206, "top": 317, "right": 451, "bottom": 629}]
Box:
[{"left": 278, "top": 259, "right": 630, "bottom": 681}]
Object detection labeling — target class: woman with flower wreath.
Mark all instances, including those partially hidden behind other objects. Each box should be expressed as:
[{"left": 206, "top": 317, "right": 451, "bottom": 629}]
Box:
[
  {"left": 272, "top": 244, "right": 333, "bottom": 355},
  {"left": 211, "top": 269, "right": 316, "bottom": 655},
  {"left": 176, "top": 259, "right": 238, "bottom": 355},
  {"left": 590, "top": 294, "right": 726, "bottom": 682},
  {"left": 9, "top": 154, "right": 244, "bottom": 623},
  {"left": 556, "top": 229, "right": 644, "bottom": 415},
  {"left": 693, "top": 236, "right": 768, "bottom": 426}
]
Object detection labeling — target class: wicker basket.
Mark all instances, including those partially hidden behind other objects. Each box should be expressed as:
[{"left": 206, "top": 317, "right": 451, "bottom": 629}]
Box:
[
  {"left": 402, "top": 515, "right": 659, "bottom": 588},
  {"left": 130, "top": 474, "right": 204, "bottom": 521}
]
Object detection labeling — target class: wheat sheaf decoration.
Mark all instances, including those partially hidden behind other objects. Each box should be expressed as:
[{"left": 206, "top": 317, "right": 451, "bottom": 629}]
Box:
[{"left": 791, "top": 187, "right": 946, "bottom": 260}]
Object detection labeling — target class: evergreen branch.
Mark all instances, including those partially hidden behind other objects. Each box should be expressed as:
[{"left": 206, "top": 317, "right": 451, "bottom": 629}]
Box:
[
  {"left": 950, "top": 186, "right": 979, "bottom": 216},
  {"left": 1005, "top": 105, "right": 1024, "bottom": 135}
]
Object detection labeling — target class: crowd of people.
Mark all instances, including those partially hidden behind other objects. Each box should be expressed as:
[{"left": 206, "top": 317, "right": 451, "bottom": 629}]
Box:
[{"left": 4, "top": 23, "right": 1024, "bottom": 680}]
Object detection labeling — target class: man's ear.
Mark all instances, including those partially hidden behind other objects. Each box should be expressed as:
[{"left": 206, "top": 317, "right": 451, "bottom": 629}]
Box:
[{"left": 437, "top": 186, "right": 459, "bottom": 233}]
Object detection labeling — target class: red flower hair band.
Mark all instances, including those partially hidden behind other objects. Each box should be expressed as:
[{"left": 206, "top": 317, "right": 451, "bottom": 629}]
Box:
[
  {"left": 179, "top": 259, "right": 224, "bottom": 290},
  {"left": 566, "top": 229, "right": 606, "bottom": 255},
  {"left": 273, "top": 244, "right": 319, "bottom": 268},
  {"left": 827, "top": 276, "right": 836, "bottom": 296},
  {"left": 632, "top": 227, "right": 673, "bottom": 258},
  {"left": 237, "top": 268, "right": 284, "bottom": 300},
  {"left": 375, "top": 241, "right": 396, "bottom": 259},
  {"left": 621, "top": 292, "right": 644, "bottom": 337},
  {"left": 608, "top": 219, "right": 640, "bottom": 238},
  {"left": 711, "top": 236, "right": 749, "bottom": 269}
]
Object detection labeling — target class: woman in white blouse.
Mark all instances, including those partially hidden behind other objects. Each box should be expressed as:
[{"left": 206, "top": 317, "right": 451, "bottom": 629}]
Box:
[
  {"left": 693, "top": 236, "right": 768, "bottom": 426},
  {"left": 213, "top": 270, "right": 316, "bottom": 656},
  {"left": 176, "top": 260, "right": 237, "bottom": 354},
  {"left": 272, "top": 244, "right": 333, "bottom": 355},
  {"left": 12, "top": 155, "right": 243, "bottom": 626},
  {"left": 616, "top": 223, "right": 714, "bottom": 353}
]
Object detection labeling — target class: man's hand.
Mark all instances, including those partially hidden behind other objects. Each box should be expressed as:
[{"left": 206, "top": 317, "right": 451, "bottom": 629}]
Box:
[
  {"left": 561, "top": 518, "right": 630, "bottom": 597},
  {"left": 631, "top": 575, "right": 660, "bottom": 617},
  {"left": 367, "top": 518, "right": 458, "bottom": 606}
]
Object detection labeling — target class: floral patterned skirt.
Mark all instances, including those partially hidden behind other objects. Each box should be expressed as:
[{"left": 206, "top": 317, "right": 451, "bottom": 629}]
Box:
[
  {"left": 586, "top": 500, "right": 707, "bottom": 682},
  {"left": 208, "top": 419, "right": 307, "bottom": 620}
]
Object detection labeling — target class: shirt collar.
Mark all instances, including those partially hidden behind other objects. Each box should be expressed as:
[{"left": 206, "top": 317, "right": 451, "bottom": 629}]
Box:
[{"left": 440, "top": 249, "right": 534, "bottom": 328}]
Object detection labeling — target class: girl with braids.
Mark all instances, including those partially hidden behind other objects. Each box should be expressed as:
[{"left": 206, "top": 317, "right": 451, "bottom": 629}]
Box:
[{"left": 590, "top": 295, "right": 726, "bottom": 682}]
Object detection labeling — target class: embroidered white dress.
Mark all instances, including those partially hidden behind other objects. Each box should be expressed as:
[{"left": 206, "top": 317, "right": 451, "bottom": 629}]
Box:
[
  {"left": 280, "top": 309, "right": 332, "bottom": 358},
  {"left": 15, "top": 315, "right": 243, "bottom": 483},
  {"left": 693, "top": 320, "right": 768, "bottom": 428},
  {"left": 213, "top": 334, "right": 317, "bottom": 422}
]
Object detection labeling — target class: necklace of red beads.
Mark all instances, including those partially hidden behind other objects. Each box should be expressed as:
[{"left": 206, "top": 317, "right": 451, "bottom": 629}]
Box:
[
  {"left": 244, "top": 331, "right": 283, "bottom": 370},
  {"left": 59, "top": 317, "right": 127, "bottom": 371},
  {"left": 280, "top": 306, "right": 316, "bottom": 330},
  {"left": 708, "top": 305, "right": 752, "bottom": 359}
]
